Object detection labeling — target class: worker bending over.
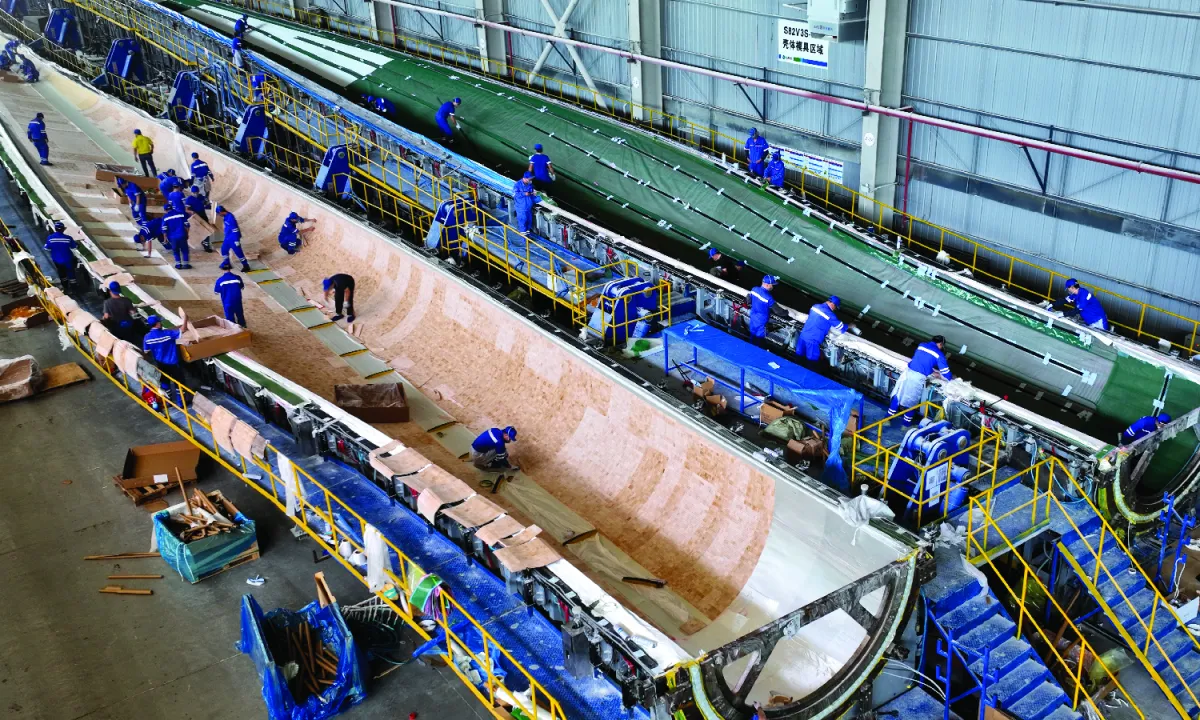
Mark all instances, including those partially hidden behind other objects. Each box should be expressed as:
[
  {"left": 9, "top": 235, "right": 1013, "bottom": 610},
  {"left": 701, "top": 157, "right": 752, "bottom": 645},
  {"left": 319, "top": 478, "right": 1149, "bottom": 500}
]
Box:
[
  {"left": 745, "top": 128, "right": 769, "bottom": 177},
  {"left": 323, "top": 273, "right": 356, "bottom": 323},
  {"left": 471, "top": 426, "right": 517, "bottom": 471},
  {"left": 435, "top": 97, "right": 461, "bottom": 142},
  {"left": 796, "top": 296, "right": 845, "bottom": 367},
  {"left": 102, "top": 281, "right": 137, "bottom": 343},
  {"left": 528, "top": 144, "right": 555, "bottom": 186},
  {"left": 162, "top": 204, "right": 191, "bottom": 269},
  {"left": 512, "top": 172, "right": 538, "bottom": 234},
  {"left": 215, "top": 270, "right": 246, "bottom": 327},
  {"left": 132, "top": 129, "right": 156, "bottom": 176},
  {"left": 142, "top": 315, "right": 181, "bottom": 375},
  {"left": 27, "top": 112, "right": 50, "bottom": 166},
  {"left": 44, "top": 221, "right": 78, "bottom": 290},
  {"left": 747, "top": 275, "right": 779, "bottom": 342},
  {"left": 18, "top": 56, "right": 37, "bottom": 83},
  {"left": 765, "top": 150, "right": 785, "bottom": 189},
  {"left": 120, "top": 178, "right": 146, "bottom": 220},
  {"left": 1050, "top": 278, "right": 1109, "bottom": 331},
  {"left": 214, "top": 206, "right": 251, "bottom": 272},
  {"left": 233, "top": 13, "right": 249, "bottom": 38},
  {"left": 1123, "top": 413, "right": 1170, "bottom": 443},
  {"left": 134, "top": 216, "right": 164, "bottom": 254},
  {"left": 190, "top": 152, "right": 213, "bottom": 197},
  {"left": 278, "top": 212, "right": 315, "bottom": 254},
  {"left": 890, "top": 335, "right": 953, "bottom": 424},
  {"left": 184, "top": 186, "right": 213, "bottom": 252},
  {"left": 708, "top": 248, "right": 742, "bottom": 283}
]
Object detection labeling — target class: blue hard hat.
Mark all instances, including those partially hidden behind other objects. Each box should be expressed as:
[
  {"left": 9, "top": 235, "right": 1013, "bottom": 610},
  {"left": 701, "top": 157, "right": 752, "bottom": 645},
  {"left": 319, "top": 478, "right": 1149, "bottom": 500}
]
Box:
[
  {"left": 829, "top": 295, "right": 841, "bottom": 307},
  {"left": 287, "top": 211, "right": 301, "bottom": 221},
  {"left": 52, "top": 221, "right": 65, "bottom": 231},
  {"left": 504, "top": 426, "right": 517, "bottom": 440},
  {"left": 762, "top": 275, "right": 777, "bottom": 285},
  {"left": 147, "top": 315, "right": 161, "bottom": 326},
  {"left": 523, "top": 172, "right": 533, "bottom": 179},
  {"left": 190, "top": 186, "right": 200, "bottom": 193},
  {"left": 214, "top": 205, "right": 225, "bottom": 213},
  {"left": 1158, "top": 413, "right": 1171, "bottom": 424},
  {"left": 133, "top": 128, "right": 141, "bottom": 134},
  {"left": 191, "top": 152, "right": 199, "bottom": 158},
  {"left": 708, "top": 248, "right": 719, "bottom": 258},
  {"left": 108, "top": 281, "right": 120, "bottom": 292},
  {"left": 322, "top": 277, "right": 333, "bottom": 292},
  {"left": 749, "top": 128, "right": 758, "bottom": 135},
  {"left": 453, "top": 97, "right": 461, "bottom": 104},
  {"left": 1064, "top": 278, "right": 1079, "bottom": 288},
  {"left": 534, "top": 143, "right": 543, "bottom": 151}
]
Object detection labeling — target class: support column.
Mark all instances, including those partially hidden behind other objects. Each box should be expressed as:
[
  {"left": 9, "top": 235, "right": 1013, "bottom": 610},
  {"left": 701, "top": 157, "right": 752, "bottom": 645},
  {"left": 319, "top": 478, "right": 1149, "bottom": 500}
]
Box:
[
  {"left": 858, "top": 0, "right": 908, "bottom": 213},
  {"left": 372, "top": 0, "right": 393, "bottom": 45},
  {"left": 476, "top": 0, "right": 506, "bottom": 76},
  {"left": 628, "top": 0, "right": 662, "bottom": 121}
]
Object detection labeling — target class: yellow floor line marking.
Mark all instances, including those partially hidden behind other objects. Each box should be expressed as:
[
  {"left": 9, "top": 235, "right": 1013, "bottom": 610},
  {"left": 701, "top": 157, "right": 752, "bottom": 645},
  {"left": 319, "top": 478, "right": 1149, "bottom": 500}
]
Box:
[
  {"left": 340, "top": 348, "right": 369, "bottom": 358},
  {"left": 366, "top": 368, "right": 395, "bottom": 379}
]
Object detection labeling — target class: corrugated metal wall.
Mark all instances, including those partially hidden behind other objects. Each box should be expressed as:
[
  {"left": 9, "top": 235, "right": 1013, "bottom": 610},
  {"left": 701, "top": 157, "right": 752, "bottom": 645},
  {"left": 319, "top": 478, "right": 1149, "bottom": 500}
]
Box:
[
  {"left": 503, "top": 0, "right": 630, "bottom": 92},
  {"left": 363, "top": 0, "right": 480, "bottom": 51},
  {"left": 905, "top": 0, "right": 1200, "bottom": 307}
]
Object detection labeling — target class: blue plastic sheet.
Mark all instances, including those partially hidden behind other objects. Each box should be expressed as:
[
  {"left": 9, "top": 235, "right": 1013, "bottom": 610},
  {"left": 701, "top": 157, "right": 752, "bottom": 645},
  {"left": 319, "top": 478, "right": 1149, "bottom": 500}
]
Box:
[
  {"left": 663, "top": 319, "right": 862, "bottom": 485},
  {"left": 237, "top": 595, "right": 367, "bottom": 720},
  {"left": 153, "top": 504, "right": 258, "bottom": 583}
]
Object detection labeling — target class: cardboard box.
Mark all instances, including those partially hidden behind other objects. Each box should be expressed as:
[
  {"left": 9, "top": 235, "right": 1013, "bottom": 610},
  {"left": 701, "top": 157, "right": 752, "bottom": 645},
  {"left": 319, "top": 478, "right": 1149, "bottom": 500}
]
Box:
[
  {"left": 94, "top": 163, "right": 160, "bottom": 189},
  {"left": 692, "top": 377, "right": 727, "bottom": 416},
  {"left": 759, "top": 399, "right": 796, "bottom": 426},
  {"left": 118, "top": 440, "right": 201, "bottom": 490},
  {"left": 334, "top": 382, "right": 409, "bottom": 423},
  {"left": 178, "top": 315, "right": 252, "bottom": 361}
]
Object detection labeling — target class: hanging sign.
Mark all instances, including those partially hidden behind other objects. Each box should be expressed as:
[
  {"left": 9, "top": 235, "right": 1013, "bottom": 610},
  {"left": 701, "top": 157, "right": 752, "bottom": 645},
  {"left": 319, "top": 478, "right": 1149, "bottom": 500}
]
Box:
[
  {"left": 777, "top": 146, "right": 845, "bottom": 185},
  {"left": 777, "top": 19, "right": 830, "bottom": 69}
]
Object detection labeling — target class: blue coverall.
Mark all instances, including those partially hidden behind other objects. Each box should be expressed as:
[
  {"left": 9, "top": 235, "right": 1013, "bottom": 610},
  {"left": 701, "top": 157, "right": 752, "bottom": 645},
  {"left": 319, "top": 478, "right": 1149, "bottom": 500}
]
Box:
[
  {"left": 233, "top": 16, "right": 248, "bottom": 38},
  {"left": 1063, "top": 286, "right": 1110, "bottom": 330},
  {"left": 159, "top": 174, "right": 183, "bottom": 197},
  {"left": 137, "top": 217, "right": 164, "bottom": 249},
  {"left": 511, "top": 179, "right": 537, "bottom": 234},
  {"left": 166, "top": 190, "right": 185, "bottom": 212},
  {"left": 163, "top": 208, "right": 190, "bottom": 265},
  {"left": 747, "top": 286, "right": 775, "bottom": 338},
  {"left": 765, "top": 154, "right": 785, "bottom": 188},
  {"left": 907, "top": 341, "right": 953, "bottom": 380},
  {"left": 435, "top": 100, "right": 457, "bottom": 137},
  {"left": 1123, "top": 415, "right": 1163, "bottom": 442},
  {"left": 529, "top": 151, "right": 553, "bottom": 183},
  {"left": 19, "top": 57, "right": 37, "bottom": 83},
  {"left": 44, "top": 231, "right": 77, "bottom": 282},
  {"left": 183, "top": 192, "right": 208, "bottom": 221},
  {"left": 471, "top": 428, "right": 510, "bottom": 463},
  {"left": 142, "top": 327, "right": 181, "bottom": 368},
  {"left": 278, "top": 216, "right": 304, "bottom": 253},
  {"left": 219, "top": 211, "right": 248, "bottom": 268},
  {"left": 26, "top": 116, "right": 48, "bottom": 164},
  {"left": 214, "top": 271, "right": 246, "bottom": 327},
  {"left": 125, "top": 182, "right": 146, "bottom": 217},
  {"left": 797, "top": 303, "right": 845, "bottom": 361},
  {"left": 746, "top": 133, "right": 769, "bottom": 177},
  {"left": 889, "top": 341, "right": 953, "bottom": 417},
  {"left": 191, "top": 158, "right": 212, "bottom": 195}
]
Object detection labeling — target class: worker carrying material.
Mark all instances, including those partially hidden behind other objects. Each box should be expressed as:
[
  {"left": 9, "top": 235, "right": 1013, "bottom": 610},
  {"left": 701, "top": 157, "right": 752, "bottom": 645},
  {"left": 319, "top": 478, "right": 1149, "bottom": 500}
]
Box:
[
  {"left": 158, "top": 169, "right": 184, "bottom": 197},
  {"left": 18, "top": 56, "right": 38, "bottom": 83},
  {"left": 1050, "top": 278, "right": 1110, "bottom": 331},
  {"left": 708, "top": 248, "right": 742, "bottom": 283},
  {"left": 183, "top": 186, "right": 213, "bottom": 252},
  {"left": 1123, "top": 413, "right": 1171, "bottom": 443},
  {"left": 528, "top": 144, "right": 555, "bottom": 185},
  {"left": 278, "top": 212, "right": 315, "bottom": 254},
  {"left": 435, "top": 97, "right": 461, "bottom": 142},
  {"left": 162, "top": 205, "right": 191, "bottom": 269},
  {"left": 471, "top": 426, "right": 517, "bottom": 471},
  {"left": 323, "top": 274, "right": 356, "bottom": 322},
  {"left": 142, "top": 315, "right": 181, "bottom": 371},
  {"left": 215, "top": 206, "right": 251, "bottom": 272},
  {"left": 102, "top": 281, "right": 137, "bottom": 342},
  {"left": 121, "top": 178, "right": 147, "bottom": 219},
  {"left": 26, "top": 112, "right": 50, "bottom": 166},
  {"left": 747, "top": 275, "right": 778, "bottom": 340},
  {"left": 745, "top": 128, "right": 769, "bottom": 177},
  {"left": 43, "top": 221, "right": 78, "bottom": 289},
  {"left": 511, "top": 173, "right": 538, "bottom": 234},
  {"left": 889, "top": 335, "right": 953, "bottom": 424},
  {"left": 132, "top": 129, "right": 156, "bottom": 176},
  {"left": 215, "top": 270, "right": 247, "bottom": 327},
  {"left": 765, "top": 150, "right": 785, "bottom": 189},
  {"left": 796, "top": 296, "right": 846, "bottom": 365},
  {"left": 190, "top": 152, "right": 214, "bottom": 196}
]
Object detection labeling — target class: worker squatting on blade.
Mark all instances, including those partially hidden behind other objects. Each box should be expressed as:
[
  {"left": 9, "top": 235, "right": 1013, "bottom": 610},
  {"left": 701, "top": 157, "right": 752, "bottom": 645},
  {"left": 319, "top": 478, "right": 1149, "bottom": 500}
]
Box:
[
  {"left": 278, "top": 212, "right": 316, "bottom": 254},
  {"left": 708, "top": 248, "right": 743, "bottom": 283},
  {"left": 26, "top": 113, "right": 50, "bottom": 166},
  {"left": 889, "top": 335, "right": 954, "bottom": 424},
  {"left": 323, "top": 274, "right": 356, "bottom": 323},
  {"left": 215, "top": 270, "right": 247, "bottom": 328},
  {"left": 528, "top": 144, "right": 555, "bottom": 188},
  {"left": 471, "top": 427, "right": 518, "bottom": 471}
]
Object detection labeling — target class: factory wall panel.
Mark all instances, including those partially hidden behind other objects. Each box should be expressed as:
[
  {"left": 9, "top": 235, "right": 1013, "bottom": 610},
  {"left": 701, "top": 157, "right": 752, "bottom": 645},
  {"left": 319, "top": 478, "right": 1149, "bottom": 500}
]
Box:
[
  {"left": 904, "top": 0, "right": 1200, "bottom": 313},
  {"left": 503, "top": 0, "right": 630, "bottom": 92},
  {"left": 378, "top": 0, "right": 481, "bottom": 51}
]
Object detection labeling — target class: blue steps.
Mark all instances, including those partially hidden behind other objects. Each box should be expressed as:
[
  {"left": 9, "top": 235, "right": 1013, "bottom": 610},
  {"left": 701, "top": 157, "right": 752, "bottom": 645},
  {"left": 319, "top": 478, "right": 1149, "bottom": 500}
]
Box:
[
  {"left": 876, "top": 686, "right": 961, "bottom": 720},
  {"left": 950, "top": 482, "right": 1053, "bottom": 561}
]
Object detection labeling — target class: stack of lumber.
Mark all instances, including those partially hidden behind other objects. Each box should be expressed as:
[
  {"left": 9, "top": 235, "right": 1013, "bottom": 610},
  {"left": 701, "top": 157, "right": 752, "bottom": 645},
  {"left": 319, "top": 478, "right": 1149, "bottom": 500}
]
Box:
[
  {"left": 168, "top": 489, "right": 238, "bottom": 542},
  {"left": 280, "top": 621, "right": 339, "bottom": 701}
]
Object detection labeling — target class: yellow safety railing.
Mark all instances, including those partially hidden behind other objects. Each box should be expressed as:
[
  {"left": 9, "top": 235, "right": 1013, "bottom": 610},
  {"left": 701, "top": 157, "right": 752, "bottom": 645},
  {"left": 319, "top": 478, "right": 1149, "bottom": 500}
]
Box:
[
  {"left": 222, "top": 0, "right": 1200, "bottom": 356},
  {"left": 962, "top": 493, "right": 1145, "bottom": 718},
  {"left": 850, "top": 401, "right": 1001, "bottom": 528},
  {"left": 2, "top": 230, "right": 566, "bottom": 720},
  {"left": 966, "top": 456, "right": 1200, "bottom": 719}
]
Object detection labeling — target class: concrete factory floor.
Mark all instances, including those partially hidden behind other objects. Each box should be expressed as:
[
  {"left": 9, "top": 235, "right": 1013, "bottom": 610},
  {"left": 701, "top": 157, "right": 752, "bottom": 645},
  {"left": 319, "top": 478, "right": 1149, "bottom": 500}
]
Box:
[{"left": 0, "top": 258, "right": 490, "bottom": 719}]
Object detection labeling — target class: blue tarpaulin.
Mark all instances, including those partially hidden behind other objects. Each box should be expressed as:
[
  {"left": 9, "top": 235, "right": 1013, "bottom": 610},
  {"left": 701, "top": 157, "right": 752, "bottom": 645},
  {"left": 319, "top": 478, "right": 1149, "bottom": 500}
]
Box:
[
  {"left": 153, "top": 500, "right": 258, "bottom": 583},
  {"left": 663, "top": 319, "right": 862, "bottom": 485},
  {"left": 237, "top": 595, "right": 367, "bottom": 720}
]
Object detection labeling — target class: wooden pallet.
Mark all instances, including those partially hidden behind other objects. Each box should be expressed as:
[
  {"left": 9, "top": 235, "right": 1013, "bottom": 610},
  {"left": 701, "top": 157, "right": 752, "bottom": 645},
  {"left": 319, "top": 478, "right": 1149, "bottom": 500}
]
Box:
[
  {"left": 112, "top": 474, "right": 197, "bottom": 506},
  {"left": 189, "top": 546, "right": 260, "bottom": 584}
]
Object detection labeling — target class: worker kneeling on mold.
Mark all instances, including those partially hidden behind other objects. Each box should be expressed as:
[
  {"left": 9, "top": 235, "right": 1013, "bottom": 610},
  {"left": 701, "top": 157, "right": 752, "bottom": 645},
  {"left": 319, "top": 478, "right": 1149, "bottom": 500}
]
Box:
[
  {"left": 765, "top": 150, "right": 786, "bottom": 189},
  {"left": 18, "top": 55, "right": 38, "bottom": 83},
  {"left": 278, "top": 212, "right": 315, "bottom": 254},
  {"left": 890, "top": 335, "right": 953, "bottom": 424},
  {"left": 796, "top": 295, "right": 846, "bottom": 368},
  {"left": 1123, "top": 413, "right": 1170, "bottom": 443},
  {"left": 1048, "top": 278, "right": 1110, "bottom": 331},
  {"left": 471, "top": 426, "right": 518, "bottom": 472}
]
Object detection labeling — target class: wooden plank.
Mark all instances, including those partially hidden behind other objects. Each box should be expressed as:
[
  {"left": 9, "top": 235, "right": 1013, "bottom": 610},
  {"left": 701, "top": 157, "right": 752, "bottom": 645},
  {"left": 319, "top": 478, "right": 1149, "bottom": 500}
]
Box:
[
  {"left": 40, "top": 363, "right": 90, "bottom": 391},
  {"left": 99, "top": 586, "right": 153, "bottom": 595},
  {"left": 107, "top": 574, "right": 164, "bottom": 579}
]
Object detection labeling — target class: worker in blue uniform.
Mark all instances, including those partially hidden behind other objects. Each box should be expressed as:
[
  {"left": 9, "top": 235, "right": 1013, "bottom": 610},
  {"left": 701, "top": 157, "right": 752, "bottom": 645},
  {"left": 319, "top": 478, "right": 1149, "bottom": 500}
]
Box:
[
  {"left": 745, "top": 128, "right": 769, "bottom": 177},
  {"left": 142, "top": 315, "right": 182, "bottom": 377},
  {"left": 121, "top": 178, "right": 147, "bottom": 219},
  {"left": 233, "top": 13, "right": 249, "bottom": 38},
  {"left": 44, "top": 221, "right": 77, "bottom": 289},
  {"left": 0, "top": 46, "right": 13, "bottom": 71},
  {"left": 890, "top": 335, "right": 953, "bottom": 423},
  {"left": 215, "top": 205, "right": 251, "bottom": 272},
  {"left": 278, "top": 212, "right": 312, "bottom": 254},
  {"left": 1123, "top": 413, "right": 1171, "bottom": 443},
  {"left": 162, "top": 205, "right": 191, "bottom": 269},
  {"left": 746, "top": 275, "right": 778, "bottom": 341},
  {"left": 471, "top": 426, "right": 517, "bottom": 471},
  {"left": 797, "top": 296, "right": 846, "bottom": 366},
  {"left": 765, "top": 150, "right": 785, "bottom": 189},
  {"left": 1051, "top": 278, "right": 1110, "bottom": 331},
  {"left": 214, "top": 269, "right": 247, "bottom": 327},
  {"left": 511, "top": 172, "right": 538, "bottom": 234},
  {"left": 189, "top": 152, "right": 213, "bottom": 197},
  {"left": 183, "top": 186, "right": 213, "bottom": 252},
  {"left": 18, "top": 56, "right": 38, "bottom": 83},
  {"left": 27, "top": 112, "right": 50, "bottom": 166},
  {"left": 708, "top": 248, "right": 742, "bottom": 283},
  {"left": 134, "top": 216, "right": 164, "bottom": 252},
  {"left": 435, "top": 97, "right": 460, "bottom": 142},
  {"left": 158, "top": 169, "right": 184, "bottom": 197},
  {"left": 528, "top": 144, "right": 555, "bottom": 186},
  {"left": 231, "top": 36, "right": 244, "bottom": 69}
]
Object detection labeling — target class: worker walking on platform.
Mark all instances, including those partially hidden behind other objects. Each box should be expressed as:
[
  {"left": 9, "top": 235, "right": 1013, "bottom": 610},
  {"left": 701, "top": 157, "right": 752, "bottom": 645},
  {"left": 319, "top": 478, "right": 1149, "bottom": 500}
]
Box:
[
  {"left": 132, "top": 129, "right": 156, "bottom": 176},
  {"left": 27, "top": 112, "right": 50, "bottom": 166},
  {"left": 747, "top": 275, "right": 778, "bottom": 341},
  {"left": 890, "top": 335, "right": 953, "bottom": 424},
  {"left": 44, "top": 221, "right": 77, "bottom": 290},
  {"left": 745, "top": 128, "right": 769, "bottom": 177},
  {"left": 1050, "top": 278, "right": 1110, "bottom": 331},
  {"left": 102, "top": 281, "right": 137, "bottom": 343},
  {"left": 214, "top": 269, "right": 247, "bottom": 327},
  {"left": 189, "top": 152, "right": 213, "bottom": 197},
  {"left": 323, "top": 273, "right": 356, "bottom": 323},
  {"left": 511, "top": 172, "right": 538, "bottom": 234},
  {"left": 184, "top": 186, "right": 212, "bottom": 252},
  {"left": 708, "top": 248, "right": 742, "bottom": 283},
  {"left": 1123, "top": 413, "right": 1171, "bottom": 443},
  {"left": 278, "top": 212, "right": 315, "bottom": 254},
  {"left": 765, "top": 150, "right": 786, "bottom": 189},
  {"left": 214, "top": 206, "right": 251, "bottom": 272},
  {"left": 528, "top": 144, "right": 555, "bottom": 186},
  {"left": 471, "top": 426, "right": 518, "bottom": 471},
  {"left": 435, "top": 97, "right": 461, "bottom": 142},
  {"left": 163, "top": 205, "right": 191, "bottom": 269},
  {"left": 796, "top": 296, "right": 846, "bottom": 367}
]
